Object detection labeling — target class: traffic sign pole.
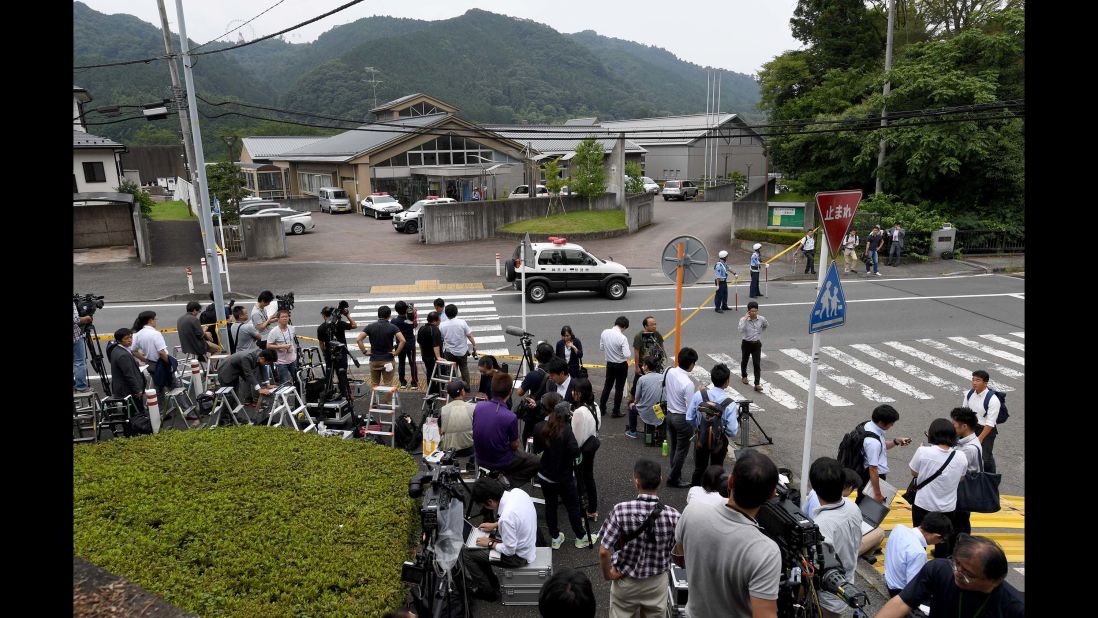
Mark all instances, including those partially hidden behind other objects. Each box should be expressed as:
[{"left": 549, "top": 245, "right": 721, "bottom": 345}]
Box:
[
  {"left": 674, "top": 241, "right": 684, "bottom": 358},
  {"left": 800, "top": 241, "right": 828, "bottom": 501}
]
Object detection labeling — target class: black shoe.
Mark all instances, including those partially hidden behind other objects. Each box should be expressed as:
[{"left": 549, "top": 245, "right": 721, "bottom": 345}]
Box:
[
  {"left": 610, "top": 412, "right": 625, "bottom": 418},
  {"left": 721, "top": 306, "right": 731, "bottom": 310},
  {"left": 668, "top": 480, "right": 692, "bottom": 488},
  {"left": 715, "top": 309, "right": 724, "bottom": 314}
]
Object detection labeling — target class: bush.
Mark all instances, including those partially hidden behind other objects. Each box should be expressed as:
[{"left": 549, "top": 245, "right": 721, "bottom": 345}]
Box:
[
  {"left": 73, "top": 426, "right": 420, "bottom": 617},
  {"left": 735, "top": 228, "right": 819, "bottom": 247}
]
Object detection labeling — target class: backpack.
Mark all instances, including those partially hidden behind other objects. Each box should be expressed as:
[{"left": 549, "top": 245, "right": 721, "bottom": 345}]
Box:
[
  {"left": 836, "top": 421, "right": 882, "bottom": 485},
  {"left": 967, "top": 388, "right": 1009, "bottom": 424},
  {"left": 639, "top": 333, "right": 666, "bottom": 371},
  {"left": 393, "top": 412, "right": 420, "bottom": 452},
  {"left": 200, "top": 303, "right": 218, "bottom": 329},
  {"left": 694, "top": 390, "right": 733, "bottom": 451}
]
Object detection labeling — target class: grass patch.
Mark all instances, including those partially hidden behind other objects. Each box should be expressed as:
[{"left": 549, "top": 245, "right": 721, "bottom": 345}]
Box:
[
  {"left": 498, "top": 209, "right": 625, "bottom": 234},
  {"left": 148, "top": 200, "right": 195, "bottom": 221},
  {"left": 73, "top": 426, "right": 420, "bottom": 617},
  {"left": 771, "top": 192, "right": 812, "bottom": 202},
  {"left": 735, "top": 228, "right": 818, "bottom": 245}
]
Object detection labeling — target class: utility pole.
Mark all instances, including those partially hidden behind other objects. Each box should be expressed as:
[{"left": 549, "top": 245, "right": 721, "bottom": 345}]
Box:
[
  {"left": 875, "top": 0, "right": 897, "bottom": 194},
  {"left": 363, "top": 66, "right": 383, "bottom": 113},
  {"left": 174, "top": 0, "right": 228, "bottom": 347},
  {"left": 156, "top": 0, "right": 201, "bottom": 243}
]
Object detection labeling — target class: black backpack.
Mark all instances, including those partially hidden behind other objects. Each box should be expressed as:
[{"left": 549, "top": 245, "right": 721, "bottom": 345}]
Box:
[
  {"left": 694, "top": 390, "right": 733, "bottom": 451},
  {"left": 967, "top": 388, "right": 1009, "bottom": 424},
  {"left": 640, "top": 333, "right": 666, "bottom": 371},
  {"left": 837, "top": 421, "right": 881, "bottom": 482},
  {"left": 393, "top": 412, "right": 419, "bottom": 452},
  {"left": 200, "top": 303, "right": 218, "bottom": 329}
]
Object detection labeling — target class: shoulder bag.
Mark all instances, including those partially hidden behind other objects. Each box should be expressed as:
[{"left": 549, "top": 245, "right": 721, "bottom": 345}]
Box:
[
  {"left": 902, "top": 450, "right": 956, "bottom": 505},
  {"left": 956, "top": 451, "right": 1001, "bottom": 513},
  {"left": 614, "top": 500, "right": 664, "bottom": 551}
]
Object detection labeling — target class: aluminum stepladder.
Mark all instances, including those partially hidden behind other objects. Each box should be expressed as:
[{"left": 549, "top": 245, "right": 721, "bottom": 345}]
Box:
[
  {"left": 99, "top": 395, "right": 139, "bottom": 439},
  {"left": 73, "top": 390, "right": 103, "bottom": 443},
  {"left": 366, "top": 385, "right": 401, "bottom": 446},
  {"left": 159, "top": 385, "right": 197, "bottom": 430},
  {"left": 206, "top": 386, "right": 251, "bottom": 428},
  {"left": 204, "top": 354, "right": 229, "bottom": 391},
  {"left": 267, "top": 383, "right": 316, "bottom": 432}
]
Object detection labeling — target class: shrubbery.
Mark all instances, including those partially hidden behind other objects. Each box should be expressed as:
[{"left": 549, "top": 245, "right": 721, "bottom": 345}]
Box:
[
  {"left": 73, "top": 426, "right": 420, "bottom": 617},
  {"left": 734, "top": 228, "right": 818, "bottom": 246}
]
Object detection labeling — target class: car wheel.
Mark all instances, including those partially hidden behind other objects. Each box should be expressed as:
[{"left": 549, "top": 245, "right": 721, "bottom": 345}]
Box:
[
  {"left": 291, "top": 223, "right": 305, "bottom": 235},
  {"left": 605, "top": 279, "right": 628, "bottom": 301},
  {"left": 663, "top": 196, "right": 669, "bottom": 201},
  {"left": 373, "top": 209, "right": 379, "bottom": 219},
  {"left": 527, "top": 282, "right": 548, "bottom": 303},
  {"left": 362, "top": 208, "right": 368, "bottom": 216},
  {"left": 406, "top": 221, "right": 418, "bottom": 234},
  {"left": 505, "top": 259, "right": 516, "bottom": 282}
]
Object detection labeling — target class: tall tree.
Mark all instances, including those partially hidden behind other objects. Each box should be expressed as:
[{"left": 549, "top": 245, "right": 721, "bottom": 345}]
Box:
[
  {"left": 790, "top": 0, "right": 886, "bottom": 73},
  {"left": 569, "top": 138, "right": 607, "bottom": 203},
  {"left": 206, "top": 162, "right": 248, "bottom": 223}
]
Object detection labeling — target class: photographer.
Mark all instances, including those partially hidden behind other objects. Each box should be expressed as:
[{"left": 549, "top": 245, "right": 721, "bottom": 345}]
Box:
[
  {"left": 392, "top": 301, "right": 418, "bottom": 390},
  {"left": 674, "top": 451, "right": 781, "bottom": 617},
  {"left": 808, "top": 457, "right": 863, "bottom": 618},
  {"left": 462, "top": 477, "right": 537, "bottom": 602},
  {"left": 318, "top": 304, "right": 357, "bottom": 398},
  {"left": 418, "top": 311, "right": 444, "bottom": 394},
  {"left": 250, "top": 290, "right": 277, "bottom": 348},
  {"left": 106, "top": 328, "right": 145, "bottom": 413},
  {"left": 266, "top": 309, "right": 301, "bottom": 391},
  {"left": 472, "top": 373, "right": 540, "bottom": 487},
  {"left": 73, "top": 304, "right": 93, "bottom": 393},
  {"left": 357, "top": 305, "right": 405, "bottom": 387},
  {"left": 515, "top": 342, "right": 556, "bottom": 443},
  {"left": 440, "top": 304, "right": 476, "bottom": 383},
  {"left": 218, "top": 348, "right": 277, "bottom": 403}
]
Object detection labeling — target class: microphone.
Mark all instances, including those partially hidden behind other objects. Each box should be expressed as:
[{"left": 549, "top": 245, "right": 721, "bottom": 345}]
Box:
[{"left": 505, "top": 325, "right": 534, "bottom": 337}]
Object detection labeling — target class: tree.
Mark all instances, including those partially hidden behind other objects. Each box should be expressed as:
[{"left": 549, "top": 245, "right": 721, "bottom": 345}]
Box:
[
  {"left": 916, "top": 0, "right": 1007, "bottom": 35},
  {"left": 131, "top": 125, "right": 181, "bottom": 145},
  {"left": 116, "top": 178, "right": 154, "bottom": 219},
  {"left": 206, "top": 161, "right": 248, "bottom": 224},
  {"left": 541, "top": 157, "right": 568, "bottom": 195},
  {"left": 569, "top": 138, "right": 607, "bottom": 203},
  {"left": 790, "top": 0, "right": 886, "bottom": 73},
  {"left": 624, "top": 161, "right": 645, "bottom": 194}
]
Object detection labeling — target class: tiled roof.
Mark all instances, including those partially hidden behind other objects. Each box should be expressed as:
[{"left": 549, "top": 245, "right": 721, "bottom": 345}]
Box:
[
  {"left": 278, "top": 114, "right": 452, "bottom": 161},
  {"left": 601, "top": 113, "right": 752, "bottom": 145},
  {"left": 241, "top": 136, "right": 327, "bottom": 159},
  {"left": 73, "top": 129, "right": 123, "bottom": 148},
  {"left": 483, "top": 125, "right": 645, "bottom": 157}
]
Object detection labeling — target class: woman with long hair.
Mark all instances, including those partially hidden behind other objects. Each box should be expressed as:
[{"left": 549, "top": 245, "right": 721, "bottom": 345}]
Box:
[
  {"left": 908, "top": 417, "right": 969, "bottom": 558},
  {"left": 555, "top": 325, "right": 584, "bottom": 378},
  {"left": 533, "top": 394, "right": 595, "bottom": 549},
  {"left": 476, "top": 355, "right": 508, "bottom": 400},
  {"left": 569, "top": 377, "right": 601, "bottom": 521}
]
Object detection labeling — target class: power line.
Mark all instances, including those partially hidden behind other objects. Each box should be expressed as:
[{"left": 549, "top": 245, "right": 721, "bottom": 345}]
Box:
[{"left": 191, "top": 0, "right": 288, "bottom": 52}]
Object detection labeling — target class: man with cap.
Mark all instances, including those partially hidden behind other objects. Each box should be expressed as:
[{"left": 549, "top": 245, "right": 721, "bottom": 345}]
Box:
[
  {"left": 713, "top": 250, "right": 734, "bottom": 313},
  {"left": 749, "top": 243, "right": 763, "bottom": 298},
  {"left": 440, "top": 379, "right": 476, "bottom": 457}
]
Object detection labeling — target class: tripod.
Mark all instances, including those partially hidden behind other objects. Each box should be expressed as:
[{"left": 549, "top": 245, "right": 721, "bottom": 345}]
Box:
[
  {"left": 79, "top": 321, "right": 110, "bottom": 395},
  {"left": 513, "top": 334, "right": 536, "bottom": 383},
  {"left": 734, "top": 400, "right": 774, "bottom": 455}
]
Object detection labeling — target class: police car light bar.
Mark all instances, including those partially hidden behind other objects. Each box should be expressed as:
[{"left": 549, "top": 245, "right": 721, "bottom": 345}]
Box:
[{"left": 547, "top": 236, "right": 567, "bottom": 245}]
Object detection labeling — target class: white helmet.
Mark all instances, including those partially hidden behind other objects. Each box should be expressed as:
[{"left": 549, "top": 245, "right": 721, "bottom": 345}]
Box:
[
  {"left": 752, "top": 243, "right": 762, "bottom": 251},
  {"left": 718, "top": 250, "right": 728, "bottom": 259}
]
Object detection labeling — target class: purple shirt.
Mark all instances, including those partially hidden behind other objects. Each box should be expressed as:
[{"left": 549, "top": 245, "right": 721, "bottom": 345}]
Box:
[{"left": 472, "top": 398, "right": 518, "bottom": 470}]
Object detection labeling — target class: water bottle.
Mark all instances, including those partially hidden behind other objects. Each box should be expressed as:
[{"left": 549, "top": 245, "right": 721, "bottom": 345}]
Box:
[{"left": 661, "top": 440, "right": 669, "bottom": 457}]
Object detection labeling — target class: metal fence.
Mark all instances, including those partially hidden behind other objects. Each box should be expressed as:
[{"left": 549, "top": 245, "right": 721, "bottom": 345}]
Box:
[
  {"left": 954, "top": 230, "right": 1024, "bottom": 255},
  {"left": 216, "top": 225, "right": 243, "bottom": 257}
]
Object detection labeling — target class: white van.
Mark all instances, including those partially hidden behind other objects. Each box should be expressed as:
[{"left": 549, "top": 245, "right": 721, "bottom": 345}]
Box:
[{"left": 318, "top": 187, "right": 351, "bottom": 214}]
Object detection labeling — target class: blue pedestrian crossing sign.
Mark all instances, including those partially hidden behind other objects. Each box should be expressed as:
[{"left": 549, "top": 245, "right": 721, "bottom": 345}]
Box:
[{"left": 809, "top": 261, "right": 847, "bottom": 333}]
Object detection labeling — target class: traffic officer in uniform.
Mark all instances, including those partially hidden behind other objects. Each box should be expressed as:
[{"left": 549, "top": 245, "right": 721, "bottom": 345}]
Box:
[
  {"left": 714, "top": 250, "right": 733, "bottom": 313},
  {"left": 749, "top": 243, "right": 763, "bottom": 298}
]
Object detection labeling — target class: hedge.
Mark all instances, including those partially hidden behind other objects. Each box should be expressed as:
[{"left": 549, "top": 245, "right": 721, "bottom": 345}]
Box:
[
  {"left": 73, "top": 426, "right": 420, "bottom": 617},
  {"left": 734, "top": 228, "right": 819, "bottom": 246}
]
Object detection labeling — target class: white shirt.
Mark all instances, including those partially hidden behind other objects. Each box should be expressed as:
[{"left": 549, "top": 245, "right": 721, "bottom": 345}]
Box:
[
  {"left": 802, "top": 234, "right": 815, "bottom": 251},
  {"left": 843, "top": 233, "right": 859, "bottom": 250},
  {"left": 572, "top": 404, "right": 599, "bottom": 445},
  {"left": 884, "top": 524, "right": 929, "bottom": 591},
  {"left": 554, "top": 375, "right": 572, "bottom": 399},
  {"left": 130, "top": 325, "right": 167, "bottom": 363},
  {"left": 687, "top": 487, "right": 726, "bottom": 507},
  {"left": 863, "top": 421, "right": 889, "bottom": 475},
  {"left": 962, "top": 387, "right": 1001, "bottom": 428},
  {"left": 494, "top": 488, "right": 538, "bottom": 563},
  {"left": 599, "top": 326, "right": 631, "bottom": 363},
  {"left": 956, "top": 433, "right": 983, "bottom": 474},
  {"left": 440, "top": 318, "right": 471, "bottom": 355},
  {"left": 664, "top": 367, "right": 696, "bottom": 414},
  {"left": 908, "top": 445, "right": 969, "bottom": 512}
]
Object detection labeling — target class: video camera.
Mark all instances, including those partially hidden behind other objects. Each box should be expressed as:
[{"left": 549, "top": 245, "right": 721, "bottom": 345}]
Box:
[
  {"left": 276, "top": 292, "right": 295, "bottom": 312},
  {"left": 756, "top": 486, "right": 869, "bottom": 616},
  {"left": 73, "top": 293, "right": 105, "bottom": 318},
  {"left": 408, "top": 449, "right": 465, "bottom": 532}
]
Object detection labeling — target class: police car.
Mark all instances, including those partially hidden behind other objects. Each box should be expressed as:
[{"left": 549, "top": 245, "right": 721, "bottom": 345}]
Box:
[
  {"left": 361, "top": 192, "right": 405, "bottom": 219},
  {"left": 505, "top": 237, "right": 631, "bottom": 303},
  {"left": 392, "top": 196, "right": 455, "bottom": 233}
]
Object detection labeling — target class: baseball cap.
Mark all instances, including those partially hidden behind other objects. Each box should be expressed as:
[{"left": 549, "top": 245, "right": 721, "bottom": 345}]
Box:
[
  {"left": 752, "top": 243, "right": 762, "bottom": 250},
  {"left": 718, "top": 250, "right": 728, "bottom": 258},
  {"left": 446, "top": 379, "right": 469, "bottom": 397}
]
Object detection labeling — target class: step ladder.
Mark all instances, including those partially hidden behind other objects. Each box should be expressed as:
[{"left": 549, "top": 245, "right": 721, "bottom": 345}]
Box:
[
  {"left": 366, "top": 385, "right": 401, "bottom": 447},
  {"left": 99, "top": 395, "right": 139, "bottom": 439},
  {"left": 73, "top": 391, "right": 103, "bottom": 443},
  {"left": 267, "top": 384, "right": 315, "bottom": 432},
  {"left": 429, "top": 359, "right": 459, "bottom": 399},
  {"left": 160, "top": 386, "right": 196, "bottom": 430},
  {"left": 204, "top": 354, "right": 229, "bottom": 391},
  {"left": 206, "top": 386, "right": 250, "bottom": 428}
]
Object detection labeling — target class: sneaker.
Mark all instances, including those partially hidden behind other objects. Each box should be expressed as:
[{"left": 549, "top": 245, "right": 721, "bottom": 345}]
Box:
[
  {"left": 551, "top": 532, "right": 565, "bottom": 550},
  {"left": 741, "top": 376, "right": 749, "bottom": 385},
  {"left": 875, "top": 272, "right": 882, "bottom": 277},
  {"left": 625, "top": 430, "right": 640, "bottom": 439},
  {"left": 754, "top": 384, "right": 764, "bottom": 392},
  {"left": 575, "top": 533, "right": 598, "bottom": 549}
]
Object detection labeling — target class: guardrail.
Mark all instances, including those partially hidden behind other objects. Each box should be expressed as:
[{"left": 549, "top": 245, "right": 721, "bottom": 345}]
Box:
[{"left": 954, "top": 230, "right": 1024, "bottom": 255}]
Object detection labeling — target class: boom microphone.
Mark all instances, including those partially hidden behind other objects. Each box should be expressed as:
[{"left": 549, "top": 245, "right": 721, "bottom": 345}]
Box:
[{"left": 505, "top": 326, "right": 534, "bottom": 337}]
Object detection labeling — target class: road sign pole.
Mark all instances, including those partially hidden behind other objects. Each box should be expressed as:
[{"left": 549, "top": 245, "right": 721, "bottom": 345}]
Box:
[
  {"left": 800, "top": 240, "right": 830, "bottom": 501},
  {"left": 674, "top": 241, "right": 684, "bottom": 358}
]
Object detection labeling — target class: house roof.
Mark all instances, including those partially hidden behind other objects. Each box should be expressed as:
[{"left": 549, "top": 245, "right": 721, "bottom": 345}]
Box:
[
  {"left": 563, "top": 117, "right": 599, "bottom": 126},
  {"left": 601, "top": 113, "right": 755, "bottom": 146},
  {"left": 73, "top": 129, "right": 124, "bottom": 149},
  {"left": 241, "top": 136, "right": 326, "bottom": 160},
  {"left": 73, "top": 86, "right": 92, "bottom": 103},
  {"left": 369, "top": 93, "right": 458, "bottom": 114},
  {"left": 276, "top": 114, "right": 453, "bottom": 162},
  {"left": 483, "top": 125, "right": 646, "bottom": 157}
]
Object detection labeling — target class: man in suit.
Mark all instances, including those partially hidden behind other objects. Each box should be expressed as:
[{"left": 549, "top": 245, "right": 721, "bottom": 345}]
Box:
[
  {"left": 887, "top": 223, "right": 906, "bottom": 266},
  {"left": 218, "top": 348, "right": 277, "bottom": 403}
]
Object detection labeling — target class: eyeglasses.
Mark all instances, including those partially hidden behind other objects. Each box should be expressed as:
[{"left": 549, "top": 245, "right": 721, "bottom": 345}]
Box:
[{"left": 951, "top": 558, "right": 979, "bottom": 585}]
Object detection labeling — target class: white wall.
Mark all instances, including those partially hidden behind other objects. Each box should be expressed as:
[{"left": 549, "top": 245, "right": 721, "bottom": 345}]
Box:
[{"left": 73, "top": 150, "right": 122, "bottom": 193}]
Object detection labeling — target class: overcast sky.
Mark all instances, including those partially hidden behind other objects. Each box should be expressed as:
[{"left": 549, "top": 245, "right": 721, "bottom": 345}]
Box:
[{"left": 77, "top": 0, "right": 802, "bottom": 75}]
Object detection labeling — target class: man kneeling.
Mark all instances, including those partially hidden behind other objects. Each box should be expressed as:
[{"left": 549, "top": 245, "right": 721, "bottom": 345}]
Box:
[{"left": 462, "top": 477, "right": 537, "bottom": 601}]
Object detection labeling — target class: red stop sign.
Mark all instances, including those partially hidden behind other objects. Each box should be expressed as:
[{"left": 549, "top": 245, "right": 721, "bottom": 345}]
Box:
[{"left": 815, "top": 190, "right": 863, "bottom": 257}]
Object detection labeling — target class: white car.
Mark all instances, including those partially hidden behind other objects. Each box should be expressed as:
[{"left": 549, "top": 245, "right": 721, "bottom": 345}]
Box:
[
  {"left": 641, "top": 177, "right": 660, "bottom": 195},
  {"left": 361, "top": 193, "right": 404, "bottom": 219},
  {"left": 508, "top": 185, "right": 550, "bottom": 199},
  {"left": 262, "top": 208, "right": 315, "bottom": 235},
  {"left": 393, "top": 196, "right": 455, "bottom": 234},
  {"left": 505, "top": 237, "right": 631, "bottom": 303}
]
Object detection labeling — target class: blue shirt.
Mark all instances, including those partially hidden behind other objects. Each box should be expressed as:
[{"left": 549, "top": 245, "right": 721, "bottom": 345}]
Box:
[
  {"left": 714, "top": 261, "right": 729, "bottom": 280},
  {"left": 685, "top": 385, "right": 739, "bottom": 437},
  {"left": 750, "top": 252, "right": 761, "bottom": 271}
]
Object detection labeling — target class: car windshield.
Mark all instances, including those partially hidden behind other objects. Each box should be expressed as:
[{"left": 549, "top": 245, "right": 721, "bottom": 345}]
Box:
[
  {"left": 410, "top": 202, "right": 425, "bottom": 211},
  {"left": 642, "top": 177, "right": 654, "bottom": 183},
  {"left": 330, "top": 190, "right": 346, "bottom": 199},
  {"left": 372, "top": 196, "right": 397, "bottom": 204},
  {"left": 666, "top": 181, "right": 680, "bottom": 188}
]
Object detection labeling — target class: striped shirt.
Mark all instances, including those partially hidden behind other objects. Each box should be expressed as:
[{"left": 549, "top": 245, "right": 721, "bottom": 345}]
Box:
[
  {"left": 738, "top": 315, "right": 768, "bottom": 342},
  {"left": 599, "top": 494, "right": 681, "bottom": 579}
]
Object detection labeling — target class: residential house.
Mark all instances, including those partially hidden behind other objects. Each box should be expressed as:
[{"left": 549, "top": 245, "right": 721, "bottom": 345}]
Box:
[{"left": 73, "top": 85, "right": 126, "bottom": 193}]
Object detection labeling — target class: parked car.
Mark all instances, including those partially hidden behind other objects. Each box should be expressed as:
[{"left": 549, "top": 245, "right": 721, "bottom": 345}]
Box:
[
  {"left": 251, "top": 208, "right": 315, "bottom": 235},
  {"left": 238, "top": 200, "right": 282, "bottom": 216},
  {"left": 505, "top": 237, "right": 631, "bottom": 303},
  {"left": 361, "top": 193, "right": 405, "bottom": 219},
  {"left": 508, "top": 185, "right": 550, "bottom": 199},
  {"left": 661, "top": 180, "right": 698, "bottom": 201},
  {"left": 318, "top": 187, "right": 352, "bottom": 214},
  {"left": 393, "top": 196, "right": 455, "bottom": 233},
  {"left": 641, "top": 177, "right": 660, "bottom": 195}
]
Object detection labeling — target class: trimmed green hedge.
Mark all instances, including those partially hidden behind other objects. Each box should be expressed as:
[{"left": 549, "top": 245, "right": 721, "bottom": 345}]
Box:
[
  {"left": 734, "top": 228, "right": 819, "bottom": 246},
  {"left": 73, "top": 426, "right": 420, "bottom": 617}
]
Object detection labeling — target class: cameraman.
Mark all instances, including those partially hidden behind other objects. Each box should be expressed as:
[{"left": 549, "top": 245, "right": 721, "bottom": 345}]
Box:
[
  {"left": 73, "top": 304, "right": 93, "bottom": 393},
  {"left": 318, "top": 304, "right": 357, "bottom": 396},
  {"left": 462, "top": 477, "right": 537, "bottom": 602},
  {"left": 515, "top": 342, "right": 556, "bottom": 443},
  {"left": 418, "top": 311, "right": 444, "bottom": 394},
  {"left": 674, "top": 451, "right": 781, "bottom": 617},
  {"left": 808, "top": 457, "right": 863, "bottom": 618}
]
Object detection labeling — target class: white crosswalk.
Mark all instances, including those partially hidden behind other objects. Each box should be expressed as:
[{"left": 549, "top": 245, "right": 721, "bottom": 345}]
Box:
[
  {"left": 948, "top": 336, "right": 1025, "bottom": 366},
  {"left": 912, "top": 339, "right": 1023, "bottom": 382},
  {"left": 780, "top": 348, "right": 895, "bottom": 403}
]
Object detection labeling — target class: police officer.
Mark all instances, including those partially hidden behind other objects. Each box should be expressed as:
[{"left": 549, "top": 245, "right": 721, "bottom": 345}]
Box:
[
  {"left": 749, "top": 243, "right": 763, "bottom": 298},
  {"left": 714, "top": 250, "right": 733, "bottom": 313}
]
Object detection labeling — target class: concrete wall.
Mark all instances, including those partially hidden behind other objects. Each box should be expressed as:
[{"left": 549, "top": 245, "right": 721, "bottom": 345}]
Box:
[
  {"left": 625, "top": 193, "right": 653, "bottom": 233},
  {"left": 422, "top": 193, "right": 623, "bottom": 244},
  {"left": 240, "top": 213, "right": 287, "bottom": 259},
  {"left": 730, "top": 200, "right": 814, "bottom": 240},
  {"left": 73, "top": 150, "right": 122, "bottom": 193},
  {"left": 74, "top": 204, "right": 134, "bottom": 248}
]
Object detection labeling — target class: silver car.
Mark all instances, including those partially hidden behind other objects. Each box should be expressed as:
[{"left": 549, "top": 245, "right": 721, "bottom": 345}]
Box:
[{"left": 262, "top": 208, "right": 315, "bottom": 235}]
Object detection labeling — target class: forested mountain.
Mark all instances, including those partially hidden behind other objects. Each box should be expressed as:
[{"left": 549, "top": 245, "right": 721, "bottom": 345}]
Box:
[{"left": 73, "top": 3, "right": 761, "bottom": 156}]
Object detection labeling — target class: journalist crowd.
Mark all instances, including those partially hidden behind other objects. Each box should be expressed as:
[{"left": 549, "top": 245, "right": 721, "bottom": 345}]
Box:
[{"left": 75, "top": 290, "right": 1022, "bottom": 618}]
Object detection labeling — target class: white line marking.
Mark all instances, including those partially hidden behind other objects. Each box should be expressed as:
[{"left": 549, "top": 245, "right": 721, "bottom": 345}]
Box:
[
  {"left": 474, "top": 335, "right": 506, "bottom": 344},
  {"left": 469, "top": 324, "right": 503, "bottom": 332},
  {"left": 916, "top": 339, "right": 1024, "bottom": 381},
  {"left": 463, "top": 315, "right": 502, "bottom": 322},
  {"left": 476, "top": 349, "right": 512, "bottom": 357},
  {"left": 774, "top": 369, "right": 854, "bottom": 406},
  {"left": 1014, "top": 567, "right": 1024, "bottom": 576},
  {"left": 354, "top": 300, "right": 496, "bottom": 311},
  {"left": 780, "top": 348, "right": 895, "bottom": 402},
  {"left": 947, "top": 337, "right": 1025, "bottom": 366},
  {"left": 893, "top": 340, "right": 1017, "bottom": 391},
  {"left": 706, "top": 354, "right": 765, "bottom": 411},
  {"left": 820, "top": 347, "right": 933, "bottom": 399},
  {"left": 1010, "top": 332, "right": 1024, "bottom": 339},
  {"left": 979, "top": 334, "right": 1024, "bottom": 351},
  {"left": 1007, "top": 293, "right": 1024, "bottom": 299},
  {"left": 850, "top": 345, "right": 963, "bottom": 394},
  {"left": 355, "top": 293, "right": 495, "bottom": 303}
]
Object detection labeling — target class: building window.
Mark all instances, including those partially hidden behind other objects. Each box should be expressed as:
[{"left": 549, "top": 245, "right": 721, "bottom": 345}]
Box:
[
  {"left": 374, "top": 137, "right": 514, "bottom": 168},
  {"left": 297, "top": 172, "right": 333, "bottom": 195},
  {"left": 83, "top": 161, "right": 106, "bottom": 183}
]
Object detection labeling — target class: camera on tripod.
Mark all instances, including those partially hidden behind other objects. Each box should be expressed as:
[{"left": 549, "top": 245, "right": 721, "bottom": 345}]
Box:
[
  {"left": 276, "top": 292, "right": 295, "bottom": 312},
  {"left": 73, "top": 293, "right": 104, "bottom": 318},
  {"left": 408, "top": 450, "right": 465, "bottom": 531},
  {"left": 756, "top": 486, "right": 869, "bottom": 616}
]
